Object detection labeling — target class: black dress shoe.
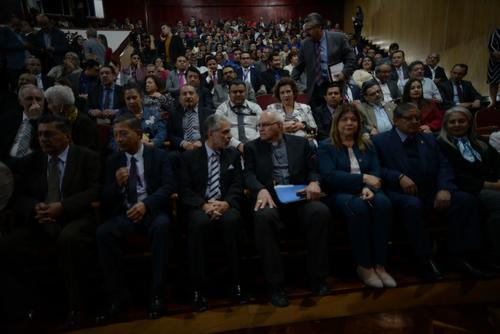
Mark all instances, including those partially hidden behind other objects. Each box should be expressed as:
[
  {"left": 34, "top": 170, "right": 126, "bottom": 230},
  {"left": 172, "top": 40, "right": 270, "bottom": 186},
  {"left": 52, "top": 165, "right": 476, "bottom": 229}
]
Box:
[
  {"left": 418, "top": 259, "right": 444, "bottom": 282},
  {"left": 311, "top": 281, "right": 332, "bottom": 297},
  {"left": 452, "top": 258, "right": 492, "bottom": 279},
  {"left": 148, "top": 295, "right": 165, "bottom": 320},
  {"left": 95, "top": 302, "right": 128, "bottom": 325},
  {"left": 192, "top": 291, "right": 208, "bottom": 312},
  {"left": 63, "top": 309, "right": 82, "bottom": 329},
  {"left": 232, "top": 284, "right": 249, "bottom": 305},
  {"left": 269, "top": 286, "right": 289, "bottom": 308}
]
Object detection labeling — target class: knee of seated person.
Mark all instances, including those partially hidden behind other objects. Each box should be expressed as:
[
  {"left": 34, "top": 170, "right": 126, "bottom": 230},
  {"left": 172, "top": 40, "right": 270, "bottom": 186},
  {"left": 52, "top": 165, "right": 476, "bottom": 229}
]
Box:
[
  {"left": 451, "top": 190, "right": 476, "bottom": 207},
  {"left": 151, "top": 214, "right": 171, "bottom": 231},
  {"left": 402, "top": 196, "right": 423, "bottom": 211},
  {"left": 373, "top": 193, "right": 392, "bottom": 210},
  {"left": 254, "top": 207, "right": 278, "bottom": 222},
  {"left": 306, "top": 200, "right": 331, "bottom": 217}
]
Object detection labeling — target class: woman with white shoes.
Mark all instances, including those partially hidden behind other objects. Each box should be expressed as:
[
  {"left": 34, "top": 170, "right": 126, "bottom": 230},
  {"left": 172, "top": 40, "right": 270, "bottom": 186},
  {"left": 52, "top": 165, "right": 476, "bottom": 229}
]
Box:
[{"left": 317, "top": 104, "right": 397, "bottom": 288}]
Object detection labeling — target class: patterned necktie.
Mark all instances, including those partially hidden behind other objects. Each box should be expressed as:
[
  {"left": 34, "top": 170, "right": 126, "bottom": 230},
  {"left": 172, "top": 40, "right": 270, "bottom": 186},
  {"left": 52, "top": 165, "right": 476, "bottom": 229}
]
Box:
[
  {"left": 456, "top": 82, "right": 464, "bottom": 103},
  {"left": 206, "top": 152, "right": 221, "bottom": 200},
  {"left": 128, "top": 157, "right": 138, "bottom": 204},
  {"left": 234, "top": 106, "right": 248, "bottom": 143},
  {"left": 179, "top": 71, "right": 186, "bottom": 87},
  {"left": 46, "top": 157, "right": 61, "bottom": 203},
  {"left": 11, "top": 119, "right": 32, "bottom": 158},
  {"left": 315, "top": 42, "right": 323, "bottom": 85},
  {"left": 212, "top": 72, "right": 218, "bottom": 86},
  {"left": 184, "top": 109, "right": 198, "bottom": 141}
]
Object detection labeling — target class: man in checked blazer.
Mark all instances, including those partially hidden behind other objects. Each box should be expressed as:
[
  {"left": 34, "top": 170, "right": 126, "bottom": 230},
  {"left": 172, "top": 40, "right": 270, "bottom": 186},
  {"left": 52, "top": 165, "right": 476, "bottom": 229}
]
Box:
[{"left": 179, "top": 114, "right": 246, "bottom": 312}]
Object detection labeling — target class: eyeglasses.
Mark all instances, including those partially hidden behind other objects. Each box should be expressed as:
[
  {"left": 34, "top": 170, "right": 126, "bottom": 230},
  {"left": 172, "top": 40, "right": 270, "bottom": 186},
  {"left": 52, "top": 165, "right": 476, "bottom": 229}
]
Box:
[{"left": 256, "top": 121, "right": 278, "bottom": 129}]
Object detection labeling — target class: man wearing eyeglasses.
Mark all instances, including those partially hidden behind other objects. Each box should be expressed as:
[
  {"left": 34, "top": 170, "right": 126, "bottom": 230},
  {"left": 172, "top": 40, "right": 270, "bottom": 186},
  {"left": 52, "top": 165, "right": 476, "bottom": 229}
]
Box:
[
  {"left": 213, "top": 65, "right": 256, "bottom": 108},
  {"left": 372, "top": 102, "right": 487, "bottom": 281},
  {"left": 244, "top": 110, "right": 332, "bottom": 308}
]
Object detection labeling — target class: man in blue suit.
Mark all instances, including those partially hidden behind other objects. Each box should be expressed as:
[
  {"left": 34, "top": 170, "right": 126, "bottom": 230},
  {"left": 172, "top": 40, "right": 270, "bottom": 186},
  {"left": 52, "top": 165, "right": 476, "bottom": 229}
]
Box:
[
  {"left": 372, "top": 102, "right": 486, "bottom": 280},
  {"left": 96, "top": 114, "right": 175, "bottom": 322}
]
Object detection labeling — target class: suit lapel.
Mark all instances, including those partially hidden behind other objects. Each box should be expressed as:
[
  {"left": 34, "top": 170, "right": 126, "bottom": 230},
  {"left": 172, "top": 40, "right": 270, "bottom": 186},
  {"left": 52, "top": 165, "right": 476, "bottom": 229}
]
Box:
[
  {"left": 199, "top": 145, "right": 209, "bottom": 190},
  {"left": 143, "top": 145, "right": 153, "bottom": 194},
  {"left": 389, "top": 129, "right": 411, "bottom": 174},
  {"left": 61, "top": 145, "right": 75, "bottom": 196}
]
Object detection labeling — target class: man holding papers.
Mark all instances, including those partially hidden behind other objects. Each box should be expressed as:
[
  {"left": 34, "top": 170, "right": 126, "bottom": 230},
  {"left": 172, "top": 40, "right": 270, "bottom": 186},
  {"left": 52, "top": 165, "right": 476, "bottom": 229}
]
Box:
[{"left": 244, "top": 110, "right": 332, "bottom": 308}]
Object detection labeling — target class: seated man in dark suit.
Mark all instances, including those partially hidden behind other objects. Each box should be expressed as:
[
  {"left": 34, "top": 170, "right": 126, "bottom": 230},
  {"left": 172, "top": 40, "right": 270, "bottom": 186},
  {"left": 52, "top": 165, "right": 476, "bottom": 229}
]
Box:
[
  {"left": 0, "top": 84, "right": 43, "bottom": 166},
  {"left": 372, "top": 103, "right": 487, "bottom": 281},
  {"left": 424, "top": 53, "right": 448, "bottom": 85},
  {"left": 374, "top": 63, "right": 402, "bottom": 104},
  {"left": 86, "top": 65, "right": 125, "bottom": 124},
  {"left": 201, "top": 55, "right": 222, "bottom": 93},
  {"left": 313, "top": 82, "right": 344, "bottom": 141},
  {"left": 390, "top": 50, "right": 409, "bottom": 92},
  {"left": 244, "top": 110, "right": 332, "bottom": 308},
  {"left": 0, "top": 114, "right": 100, "bottom": 327},
  {"left": 260, "top": 52, "right": 290, "bottom": 94},
  {"left": 24, "top": 55, "right": 54, "bottom": 91},
  {"left": 179, "top": 114, "right": 246, "bottom": 312},
  {"left": 96, "top": 114, "right": 175, "bottom": 322},
  {"left": 66, "top": 59, "right": 100, "bottom": 111},
  {"left": 237, "top": 51, "right": 265, "bottom": 94},
  {"left": 440, "top": 64, "right": 482, "bottom": 111}
]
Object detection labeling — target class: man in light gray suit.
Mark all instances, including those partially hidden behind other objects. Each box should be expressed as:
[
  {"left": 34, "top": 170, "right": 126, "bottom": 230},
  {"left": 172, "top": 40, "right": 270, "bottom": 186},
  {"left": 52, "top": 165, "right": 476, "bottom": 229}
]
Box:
[
  {"left": 292, "top": 12, "right": 356, "bottom": 109},
  {"left": 166, "top": 55, "right": 189, "bottom": 96}
]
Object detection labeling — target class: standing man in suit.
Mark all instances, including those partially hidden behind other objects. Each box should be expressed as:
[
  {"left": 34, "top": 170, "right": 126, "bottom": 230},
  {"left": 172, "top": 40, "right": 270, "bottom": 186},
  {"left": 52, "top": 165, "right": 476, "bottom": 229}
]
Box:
[
  {"left": 424, "top": 53, "right": 448, "bottom": 85},
  {"left": 237, "top": 51, "right": 265, "bottom": 94},
  {"left": 358, "top": 80, "right": 397, "bottom": 136},
  {"left": 32, "top": 15, "right": 68, "bottom": 73},
  {"left": 292, "top": 12, "right": 357, "bottom": 110},
  {"left": 86, "top": 65, "right": 125, "bottom": 123},
  {"left": 244, "top": 110, "right": 332, "bottom": 308},
  {"left": 179, "top": 114, "right": 246, "bottom": 312},
  {"left": 372, "top": 103, "right": 486, "bottom": 281},
  {"left": 96, "top": 114, "right": 175, "bottom": 321},
  {"left": 313, "top": 82, "right": 344, "bottom": 141},
  {"left": 440, "top": 64, "right": 482, "bottom": 111},
  {"left": 0, "top": 114, "right": 100, "bottom": 327},
  {"left": 0, "top": 84, "right": 43, "bottom": 164},
  {"left": 374, "top": 63, "right": 401, "bottom": 104}
]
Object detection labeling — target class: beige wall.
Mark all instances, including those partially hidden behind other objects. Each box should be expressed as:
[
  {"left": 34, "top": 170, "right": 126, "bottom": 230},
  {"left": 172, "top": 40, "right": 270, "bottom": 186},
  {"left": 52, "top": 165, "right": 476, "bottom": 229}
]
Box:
[{"left": 344, "top": 0, "right": 500, "bottom": 96}]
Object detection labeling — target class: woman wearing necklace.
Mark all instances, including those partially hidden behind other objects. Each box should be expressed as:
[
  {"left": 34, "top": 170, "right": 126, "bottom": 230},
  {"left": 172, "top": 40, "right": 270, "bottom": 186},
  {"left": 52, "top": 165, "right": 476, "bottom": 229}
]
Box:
[
  {"left": 266, "top": 78, "right": 317, "bottom": 139},
  {"left": 437, "top": 106, "right": 500, "bottom": 267},
  {"left": 317, "top": 104, "right": 396, "bottom": 288}
]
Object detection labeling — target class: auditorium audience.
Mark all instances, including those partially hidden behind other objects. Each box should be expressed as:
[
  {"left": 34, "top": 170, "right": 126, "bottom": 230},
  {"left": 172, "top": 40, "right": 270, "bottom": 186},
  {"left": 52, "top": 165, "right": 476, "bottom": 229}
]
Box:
[
  {"left": 402, "top": 78, "right": 443, "bottom": 133},
  {"left": 143, "top": 74, "right": 176, "bottom": 119},
  {"left": 404, "top": 61, "right": 443, "bottom": 103},
  {"left": 318, "top": 104, "right": 395, "bottom": 288}
]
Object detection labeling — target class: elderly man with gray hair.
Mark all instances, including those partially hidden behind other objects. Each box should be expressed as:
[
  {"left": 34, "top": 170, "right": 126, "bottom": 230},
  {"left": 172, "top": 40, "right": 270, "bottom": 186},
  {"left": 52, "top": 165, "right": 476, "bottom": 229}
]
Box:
[
  {"left": 45, "top": 85, "right": 100, "bottom": 151},
  {"left": 244, "top": 110, "right": 332, "bottom": 307}
]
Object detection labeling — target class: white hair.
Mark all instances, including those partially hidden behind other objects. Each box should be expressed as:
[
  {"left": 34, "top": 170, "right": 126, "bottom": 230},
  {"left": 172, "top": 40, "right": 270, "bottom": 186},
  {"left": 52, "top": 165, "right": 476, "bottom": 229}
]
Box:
[
  {"left": 261, "top": 110, "right": 285, "bottom": 123},
  {"left": 44, "top": 85, "right": 75, "bottom": 106}
]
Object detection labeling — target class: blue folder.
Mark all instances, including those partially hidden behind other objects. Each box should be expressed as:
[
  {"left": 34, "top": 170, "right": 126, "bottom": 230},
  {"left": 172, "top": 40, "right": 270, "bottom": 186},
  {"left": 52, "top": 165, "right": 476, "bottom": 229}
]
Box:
[{"left": 274, "top": 184, "right": 307, "bottom": 204}]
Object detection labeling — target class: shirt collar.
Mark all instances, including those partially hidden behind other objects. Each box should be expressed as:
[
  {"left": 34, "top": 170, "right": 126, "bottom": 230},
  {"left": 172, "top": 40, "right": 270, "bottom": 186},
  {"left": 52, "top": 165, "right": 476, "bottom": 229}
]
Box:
[
  {"left": 48, "top": 145, "right": 70, "bottom": 164},
  {"left": 319, "top": 31, "right": 327, "bottom": 45},
  {"left": 204, "top": 142, "right": 219, "bottom": 157},
  {"left": 125, "top": 143, "right": 144, "bottom": 161},
  {"left": 229, "top": 100, "right": 248, "bottom": 109},
  {"left": 395, "top": 128, "right": 409, "bottom": 142}
]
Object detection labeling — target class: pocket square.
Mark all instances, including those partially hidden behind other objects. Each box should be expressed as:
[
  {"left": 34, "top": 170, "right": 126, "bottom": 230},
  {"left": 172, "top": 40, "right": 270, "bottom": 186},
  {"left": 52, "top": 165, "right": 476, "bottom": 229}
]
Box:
[{"left": 227, "top": 164, "right": 235, "bottom": 170}]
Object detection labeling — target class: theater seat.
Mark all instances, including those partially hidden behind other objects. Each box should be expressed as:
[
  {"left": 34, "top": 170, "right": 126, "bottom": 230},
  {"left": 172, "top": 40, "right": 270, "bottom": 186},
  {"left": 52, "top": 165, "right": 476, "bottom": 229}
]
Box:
[
  {"left": 256, "top": 95, "right": 276, "bottom": 110},
  {"left": 475, "top": 106, "right": 500, "bottom": 135}
]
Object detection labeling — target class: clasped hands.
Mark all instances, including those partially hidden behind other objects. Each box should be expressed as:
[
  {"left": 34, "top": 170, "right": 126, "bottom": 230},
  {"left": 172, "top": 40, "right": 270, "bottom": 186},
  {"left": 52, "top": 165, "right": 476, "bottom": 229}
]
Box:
[
  {"left": 203, "top": 200, "right": 230, "bottom": 220},
  {"left": 35, "top": 202, "right": 63, "bottom": 224}
]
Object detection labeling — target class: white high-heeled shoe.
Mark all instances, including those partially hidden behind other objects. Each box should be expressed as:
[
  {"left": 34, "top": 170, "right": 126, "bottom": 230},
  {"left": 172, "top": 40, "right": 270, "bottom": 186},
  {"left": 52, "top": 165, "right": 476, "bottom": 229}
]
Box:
[
  {"left": 375, "top": 268, "right": 397, "bottom": 288},
  {"left": 357, "top": 266, "right": 383, "bottom": 289}
]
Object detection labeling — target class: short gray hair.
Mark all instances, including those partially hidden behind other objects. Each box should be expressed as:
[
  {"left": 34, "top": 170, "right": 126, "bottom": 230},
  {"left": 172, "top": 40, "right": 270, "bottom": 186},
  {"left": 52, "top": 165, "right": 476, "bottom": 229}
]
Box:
[
  {"left": 44, "top": 85, "right": 75, "bottom": 106},
  {"left": 261, "top": 110, "right": 285, "bottom": 123},
  {"left": 64, "top": 51, "right": 80, "bottom": 67},
  {"left": 203, "top": 114, "right": 230, "bottom": 140},
  {"left": 304, "top": 12, "right": 324, "bottom": 28}
]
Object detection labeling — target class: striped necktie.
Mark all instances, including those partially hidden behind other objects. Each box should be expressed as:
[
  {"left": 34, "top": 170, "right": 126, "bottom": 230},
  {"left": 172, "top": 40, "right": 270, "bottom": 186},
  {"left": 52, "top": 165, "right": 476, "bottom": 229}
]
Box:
[
  {"left": 206, "top": 152, "right": 221, "bottom": 200},
  {"left": 315, "top": 42, "right": 323, "bottom": 85},
  {"left": 11, "top": 119, "right": 32, "bottom": 158},
  {"left": 184, "top": 109, "right": 198, "bottom": 141}
]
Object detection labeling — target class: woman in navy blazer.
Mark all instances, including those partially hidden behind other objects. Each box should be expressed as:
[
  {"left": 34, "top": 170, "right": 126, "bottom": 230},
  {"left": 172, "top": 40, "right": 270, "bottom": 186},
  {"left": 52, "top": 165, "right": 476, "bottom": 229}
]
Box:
[{"left": 317, "top": 104, "right": 396, "bottom": 288}]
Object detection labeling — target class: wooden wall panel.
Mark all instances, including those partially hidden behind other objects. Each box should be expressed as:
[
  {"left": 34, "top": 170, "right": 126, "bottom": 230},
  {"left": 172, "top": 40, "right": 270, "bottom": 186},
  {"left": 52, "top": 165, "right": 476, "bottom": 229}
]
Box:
[{"left": 344, "top": 0, "right": 500, "bottom": 95}]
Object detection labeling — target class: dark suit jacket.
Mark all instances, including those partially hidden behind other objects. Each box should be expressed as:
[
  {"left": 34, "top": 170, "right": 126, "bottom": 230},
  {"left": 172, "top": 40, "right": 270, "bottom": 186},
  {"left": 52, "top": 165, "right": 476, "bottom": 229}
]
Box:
[
  {"left": 72, "top": 112, "right": 100, "bottom": 152},
  {"left": 0, "top": 109, "right": 39, "bottom": 163},
  {"left": 424, "top": 65, "right": 448, "bottom": 82},
  {"left": 32, "top": 27, "right": 69, "bottom": 71},
  {"left": 179, "top": 145, "right": 243, "bottom": 210},
  {"left": 156, "top": 35, "right": 185, "bottom": 66},
  {"left": 168, "top": 104, "right": 214, "bottom": 150},
  {"left": 377, "top": 79, "right": 402, "bottom": 101},
  {"left": 196, "top": 85, "right": 214, "bottom": 112},
  {"left": 317, "top": 139, "right": 382, "bottom": 195},
  {"left": 313, "top": 104, "right": 335, "bottom": 141},
  {"left": 372, "top": 128, "right": 456, "bottom": 194},
  {"left": 261, "top": 68, "right": 290, "bottom": 93},
  {"left": 102, "top": 145, "right": 175, "bottom": 217},
  {"left": 437, "top": 137, "right": 500, "bottom": 193},
  {"left": 292, "top": 31, "right": 357, "bottom": 97},
  {"left": 390, "top": 64, "right": 409, "bottom": 82},
  {"left": 202, "top": 70, "right": 223, "bottom": 92},
  {"left": 244, "top": 134, "right": 320, "bottom": 203},
  {"left": 236, "top": 67, "right": 263, "bottom": 93},
  {"left": 440, "top": 80, "right": 482, "bottom": 110},
  {"left": 346, "top": 83, "right": 362, "bottom": 101},
  {"left": 11, "top": 145, "right": 100, "bottom": 223},
  {"left": 86, "top": 84, "right": 125, "bottom": 113}
]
